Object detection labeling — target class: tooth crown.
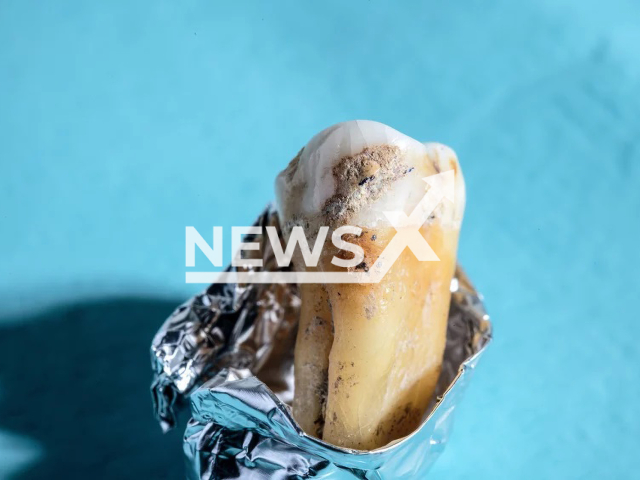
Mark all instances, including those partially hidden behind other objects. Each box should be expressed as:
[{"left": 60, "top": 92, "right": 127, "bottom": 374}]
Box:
[{"left": 275, "top": 120, "right": 465, "bottom": 232}]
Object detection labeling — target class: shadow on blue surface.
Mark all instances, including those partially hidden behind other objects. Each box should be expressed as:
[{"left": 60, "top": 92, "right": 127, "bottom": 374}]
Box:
[{"left": 0, "top": 297, "right": 186, "bottom": 479}]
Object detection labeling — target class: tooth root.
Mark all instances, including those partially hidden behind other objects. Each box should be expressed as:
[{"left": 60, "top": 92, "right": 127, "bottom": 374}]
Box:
[
  {"left": 292, "top": 283, "right": 333, "bottom": 438},
  {"left": 321, "top": 226, "right": 459, "bottom": 450}
]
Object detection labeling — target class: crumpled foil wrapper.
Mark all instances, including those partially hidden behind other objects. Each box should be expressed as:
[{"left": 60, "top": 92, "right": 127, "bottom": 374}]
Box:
[{"left": 151, "top": 205, "right": 492, "bottom": 479}]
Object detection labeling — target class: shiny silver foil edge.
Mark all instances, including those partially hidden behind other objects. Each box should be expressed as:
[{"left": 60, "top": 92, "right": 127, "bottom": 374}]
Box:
[
  {"left": 151, "top": 205, "right": 300, "bottom": 432},
  {"left": 151, "top": 205, "right": 492, "bottom": 478}
]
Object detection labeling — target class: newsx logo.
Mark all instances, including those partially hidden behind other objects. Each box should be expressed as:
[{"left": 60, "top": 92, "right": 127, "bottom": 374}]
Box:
[{"left": 185, "top": 171, "right": 455, "bottom": 284}]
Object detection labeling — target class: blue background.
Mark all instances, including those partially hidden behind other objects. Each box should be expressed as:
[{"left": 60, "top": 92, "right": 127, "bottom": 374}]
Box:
[{"left": 1, "top": 1, "right": 639, "bottom": 478}]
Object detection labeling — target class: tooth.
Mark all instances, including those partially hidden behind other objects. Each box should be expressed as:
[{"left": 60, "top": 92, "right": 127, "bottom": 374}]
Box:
[{"left": 275, "top": 120, "right": 465, "bottom": 449}]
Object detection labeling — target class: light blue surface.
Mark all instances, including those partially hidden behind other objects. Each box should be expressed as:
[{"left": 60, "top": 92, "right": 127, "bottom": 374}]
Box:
[{"left": 1, "top": 1, "right": 639, "bottom": 478}]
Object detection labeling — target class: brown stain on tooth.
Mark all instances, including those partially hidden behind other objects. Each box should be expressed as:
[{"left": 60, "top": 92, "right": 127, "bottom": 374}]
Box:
[{"left": 322, "top": 145, "right": 406, "bottom": 227}]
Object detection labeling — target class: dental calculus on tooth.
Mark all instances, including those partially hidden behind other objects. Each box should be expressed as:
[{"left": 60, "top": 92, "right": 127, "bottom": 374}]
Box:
[{"left": 275, "top": 120, "right": 466, "bottom": 450}]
